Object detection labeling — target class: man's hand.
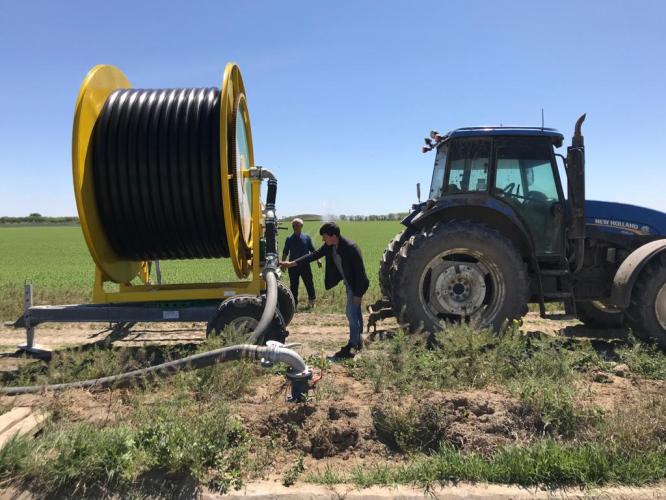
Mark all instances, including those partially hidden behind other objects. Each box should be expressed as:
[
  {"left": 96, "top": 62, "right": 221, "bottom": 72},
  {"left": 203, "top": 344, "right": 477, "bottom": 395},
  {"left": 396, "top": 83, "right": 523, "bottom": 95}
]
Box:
[
  {"left": 280, "top": 261, "right": 296, "bottom": 269},
  {"left": 352, "top": 296, "right": 362, "bottom": 306}
]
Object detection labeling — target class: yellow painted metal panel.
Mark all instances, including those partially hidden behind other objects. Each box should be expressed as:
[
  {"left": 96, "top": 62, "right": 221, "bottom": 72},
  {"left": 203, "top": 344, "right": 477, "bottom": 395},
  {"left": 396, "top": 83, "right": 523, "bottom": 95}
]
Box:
[
  {"left": 220, "top": 63, "right": 253, "bottom": 278},
  {"left": 72, "top": 65, "right": 145, "bottom": 284}
]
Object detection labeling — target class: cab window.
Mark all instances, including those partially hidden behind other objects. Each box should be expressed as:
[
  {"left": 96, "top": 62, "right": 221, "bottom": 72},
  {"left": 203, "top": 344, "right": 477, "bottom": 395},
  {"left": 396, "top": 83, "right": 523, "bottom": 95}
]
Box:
[
  {"left": 445, "top": 138, "right": 490, "bottom": 194},
  {"left": 494, "top": 137, "right": 562, "bottom": 255}
]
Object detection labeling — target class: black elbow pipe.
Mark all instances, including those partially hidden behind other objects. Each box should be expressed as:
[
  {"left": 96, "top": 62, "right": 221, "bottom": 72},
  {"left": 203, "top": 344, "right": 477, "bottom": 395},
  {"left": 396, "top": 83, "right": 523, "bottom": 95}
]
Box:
[
  {"left": 266, "top": 219, "right": 277, "bottom": 256},
  {"left": 265, "top": 178, "right": 278, "bottom": 256},
  {"left": 266, "top": 179, "right": 277, "bottom": 210}
]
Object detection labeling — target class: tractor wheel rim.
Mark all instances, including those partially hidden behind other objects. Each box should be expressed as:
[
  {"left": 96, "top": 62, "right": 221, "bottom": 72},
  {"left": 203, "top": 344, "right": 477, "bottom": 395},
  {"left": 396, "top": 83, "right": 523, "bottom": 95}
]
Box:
[
  {"left": 433, "top": 263, "right": 486, "bottom": 315},
  {"left": 418, "top": 248, "right": 504, "bottom": 328},
  {"left": 655, "top": 283, "right": 666, "bottom": 331}
]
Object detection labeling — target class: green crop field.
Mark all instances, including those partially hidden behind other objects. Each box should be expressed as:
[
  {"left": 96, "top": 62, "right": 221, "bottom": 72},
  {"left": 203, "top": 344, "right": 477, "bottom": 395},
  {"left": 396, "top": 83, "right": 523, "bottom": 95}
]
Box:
[{"left": 0, "top": 221, "right": 402, "bottom": 320}]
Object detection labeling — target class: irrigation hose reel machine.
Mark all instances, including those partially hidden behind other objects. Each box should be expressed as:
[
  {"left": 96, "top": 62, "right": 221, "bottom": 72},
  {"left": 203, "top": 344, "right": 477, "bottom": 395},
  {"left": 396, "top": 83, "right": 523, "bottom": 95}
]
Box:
[
  {"left": 16, "top": 63, "right": 294, "bottom": 358},
  {"left": 73, "top": 63, "right": 271, "bottom": 303}
]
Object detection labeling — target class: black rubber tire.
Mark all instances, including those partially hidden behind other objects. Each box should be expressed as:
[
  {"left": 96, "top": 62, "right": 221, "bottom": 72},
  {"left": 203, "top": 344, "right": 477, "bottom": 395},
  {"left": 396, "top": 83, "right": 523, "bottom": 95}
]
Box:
[
  {"left": 392, "top": 222, "right": 528, "bottom": 334},
  {"left": 276, "top": 280, "right": 296, "bottom": 326},
  {"left": 206, "top": 295, "right": 286, "bottom": 344},
  {"left": 625, "top": 255, "right": 666, "bottom": 348},
  {"left": 575, "top": 301, "right": 625, "bottom": 329},
  {"left": 379, "top": 230, "right": 413, "bottom": 299}
]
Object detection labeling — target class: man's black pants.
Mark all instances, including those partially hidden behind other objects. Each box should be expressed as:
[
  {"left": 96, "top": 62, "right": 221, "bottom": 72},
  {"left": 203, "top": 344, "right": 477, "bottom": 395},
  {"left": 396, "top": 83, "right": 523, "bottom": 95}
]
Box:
[{"left": 288, "top": 265, "right": 316, "bottom": 305}]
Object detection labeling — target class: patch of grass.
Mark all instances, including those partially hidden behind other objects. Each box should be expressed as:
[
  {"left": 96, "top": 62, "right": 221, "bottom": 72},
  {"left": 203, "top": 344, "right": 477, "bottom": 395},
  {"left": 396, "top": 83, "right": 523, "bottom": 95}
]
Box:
[
  {"left": 614, "top": 337, "right": 666, "bottom": 379},
  {"left": 348, "top": 324, "right": 594, "bottom": 394},
  {"left": 282, "top": 453, "right": 305, "bottom": 486},
  {"left": 135, "top": 402, "right": 248, "bottom": 488},
  {"left": 372, "top": 401, "right": 449, "bottom": 453},
  {"left": 508, "top": 377, "right": 597, "bottom": 437},
  {"left": 308, "top": 440, "right": 666, "bottom": 488},
  {"left": 597, "top": 397, "right": 666, "bottom": 453},
  {"left": 0, "top": 399, "right": 249, "bottom": 495},
  {"left": 351, "top": 325, "right": 607, "bottom": 438}
]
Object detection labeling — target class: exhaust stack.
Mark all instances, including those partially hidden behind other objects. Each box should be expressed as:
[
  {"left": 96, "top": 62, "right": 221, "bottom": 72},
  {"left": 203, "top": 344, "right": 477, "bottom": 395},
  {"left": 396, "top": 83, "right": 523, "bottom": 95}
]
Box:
[{"left": 567, "top": 113, "right": 586, "bottom": 271}]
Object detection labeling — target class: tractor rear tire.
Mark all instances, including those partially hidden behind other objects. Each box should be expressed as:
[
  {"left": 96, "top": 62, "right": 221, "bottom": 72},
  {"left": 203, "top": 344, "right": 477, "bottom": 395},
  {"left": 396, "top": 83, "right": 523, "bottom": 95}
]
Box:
[
  {"left": 626, "top": 256, "right": 666, "bottom": 348},
  {"left": 379, "top": 230, "right": 413, "bottom": 299},
  {"left": 392, "top": 222, "right": 528, "bottom": 334},
  {"left": 276, "top": 280, "right": 296, "bottom": 326},
  {"left": 575, "top": 301, "right": 625, "bottom": 329},
  {"left": 206, "top": 295, "right": 287, "bottom": 344}
]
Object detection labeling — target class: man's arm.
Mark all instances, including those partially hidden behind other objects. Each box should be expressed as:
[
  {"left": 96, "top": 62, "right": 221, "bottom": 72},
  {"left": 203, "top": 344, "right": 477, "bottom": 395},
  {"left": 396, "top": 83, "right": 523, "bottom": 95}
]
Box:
[
  {"left": 307, "top": 235, "right": 323, "bottom": 268},
  {"left": 287, "top": 244, "right": 326, "bottom": 267},
  {"left": 281, "top": 236, "right": 290, "bottom": 262}
]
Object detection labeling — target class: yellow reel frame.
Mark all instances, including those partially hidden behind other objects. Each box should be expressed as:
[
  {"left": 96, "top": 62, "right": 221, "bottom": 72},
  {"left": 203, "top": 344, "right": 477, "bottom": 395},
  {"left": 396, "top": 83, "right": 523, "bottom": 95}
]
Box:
[{"left": 72, "top": 63, "right": 262, "bottom": 303}]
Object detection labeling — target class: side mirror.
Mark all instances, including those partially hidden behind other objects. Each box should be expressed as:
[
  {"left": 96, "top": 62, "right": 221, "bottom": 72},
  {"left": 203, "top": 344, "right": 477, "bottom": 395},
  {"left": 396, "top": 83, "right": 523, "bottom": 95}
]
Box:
[{"left": 416, "top": 183, "right": 421, "bottom": 203}]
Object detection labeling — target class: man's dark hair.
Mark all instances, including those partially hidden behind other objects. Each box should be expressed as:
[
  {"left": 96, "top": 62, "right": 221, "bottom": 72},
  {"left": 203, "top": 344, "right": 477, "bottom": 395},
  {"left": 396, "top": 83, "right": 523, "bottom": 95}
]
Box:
[{"left": 319, "top": 221, "right": 341, "bottom": 237}]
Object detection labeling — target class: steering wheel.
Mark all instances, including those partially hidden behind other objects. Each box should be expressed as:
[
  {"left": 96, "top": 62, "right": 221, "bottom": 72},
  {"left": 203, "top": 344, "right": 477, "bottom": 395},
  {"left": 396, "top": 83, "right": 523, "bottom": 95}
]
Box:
[{"left": 500, "top": 182, "right": 515, "bottom": 195}]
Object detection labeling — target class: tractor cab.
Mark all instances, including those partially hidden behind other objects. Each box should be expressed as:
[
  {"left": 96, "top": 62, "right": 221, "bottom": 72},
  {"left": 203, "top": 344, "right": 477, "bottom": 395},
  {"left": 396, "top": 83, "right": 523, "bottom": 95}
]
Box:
[{"left": 426, "top": 127, "right": 569, "bottom": 258}]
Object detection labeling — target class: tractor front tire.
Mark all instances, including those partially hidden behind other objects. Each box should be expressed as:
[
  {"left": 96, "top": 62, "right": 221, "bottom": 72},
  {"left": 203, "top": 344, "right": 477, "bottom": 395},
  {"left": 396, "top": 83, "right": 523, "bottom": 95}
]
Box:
[
  {"left": 392, "top": 222, "right": 528, "bottom": 334},
  {"left": 626, "top": 255, "right": 666, "bottom": 348},
  {"left": 206, "top": 295, "right": 286, "bottom": 344},
  {"left": 379, "top": 230, "right": 413, "bottom": 299}
]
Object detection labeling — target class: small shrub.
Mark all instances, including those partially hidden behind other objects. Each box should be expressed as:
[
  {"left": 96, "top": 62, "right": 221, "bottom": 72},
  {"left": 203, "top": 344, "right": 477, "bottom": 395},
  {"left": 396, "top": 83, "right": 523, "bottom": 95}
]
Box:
[
  {"left": 616, "top": 339, "right": 666, "bottom": 380},
  {"left": 509, "top": 377, "right": 593, "bottom": 437},
  {"left": 372, "top": 401, "right": 449, "bottom": 453},
  {"left": 282, "top": 453, "right": 305, "bottom": 486}
]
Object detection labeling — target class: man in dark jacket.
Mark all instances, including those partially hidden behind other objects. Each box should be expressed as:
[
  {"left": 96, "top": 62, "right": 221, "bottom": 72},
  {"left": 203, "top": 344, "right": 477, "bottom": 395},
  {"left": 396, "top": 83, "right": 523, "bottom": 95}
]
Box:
[
  {"left": 281, "top": 221, "right": 369, "bottom": 359},
  {"left": 281, "top": 218, "right": 321, "bottom": 308}
]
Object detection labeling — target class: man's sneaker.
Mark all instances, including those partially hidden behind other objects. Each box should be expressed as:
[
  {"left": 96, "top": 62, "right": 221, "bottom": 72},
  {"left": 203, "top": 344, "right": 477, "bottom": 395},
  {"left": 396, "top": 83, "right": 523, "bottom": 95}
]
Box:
[
  {"left": 330, "top": 344, "right": 354, "bottom": 359},
  {"left": 307, "top": 299, "right": 316, "bottom": 308}
]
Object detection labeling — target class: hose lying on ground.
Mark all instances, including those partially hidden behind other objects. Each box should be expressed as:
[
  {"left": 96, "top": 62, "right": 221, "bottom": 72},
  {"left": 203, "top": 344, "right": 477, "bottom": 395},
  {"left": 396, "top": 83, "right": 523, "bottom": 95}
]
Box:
[{"left": 0, "top": 342, "right": 307, "bottom": 396}]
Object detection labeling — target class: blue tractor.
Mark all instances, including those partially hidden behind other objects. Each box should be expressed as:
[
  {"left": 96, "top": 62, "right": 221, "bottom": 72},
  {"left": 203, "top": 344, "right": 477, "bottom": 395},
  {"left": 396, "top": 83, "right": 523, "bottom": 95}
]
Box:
[{"left": 377, "top": 115, "right": 666, "bottom": 347}]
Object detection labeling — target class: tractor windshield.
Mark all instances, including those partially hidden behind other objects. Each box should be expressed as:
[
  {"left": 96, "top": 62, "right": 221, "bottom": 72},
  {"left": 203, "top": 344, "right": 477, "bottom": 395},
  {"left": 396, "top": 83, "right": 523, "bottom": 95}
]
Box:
[{"left": 429, "top": 144, "right": 448, "bottom": 199}]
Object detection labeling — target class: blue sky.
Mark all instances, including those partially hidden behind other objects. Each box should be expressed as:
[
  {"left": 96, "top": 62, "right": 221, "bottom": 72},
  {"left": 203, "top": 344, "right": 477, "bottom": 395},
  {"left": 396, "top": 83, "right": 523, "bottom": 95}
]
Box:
[{"left": 0, "top": 0, "right": 664, "bottom": 217}]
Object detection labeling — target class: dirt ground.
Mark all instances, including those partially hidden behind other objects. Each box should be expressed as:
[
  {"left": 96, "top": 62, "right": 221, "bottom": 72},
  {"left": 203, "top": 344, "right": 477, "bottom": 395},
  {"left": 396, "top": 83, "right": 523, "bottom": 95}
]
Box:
[{"left": 0, "top": 311, "right": 665, "bottom": 496}]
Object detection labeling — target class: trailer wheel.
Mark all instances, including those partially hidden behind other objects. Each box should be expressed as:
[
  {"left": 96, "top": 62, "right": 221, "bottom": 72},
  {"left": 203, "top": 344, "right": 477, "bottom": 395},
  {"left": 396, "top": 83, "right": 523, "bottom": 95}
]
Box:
[
  {"left": 626, "top": 256, "right": 666, "bottom": 348},
  {"left": 392, "top": 222, "right": 528, "bottom": 333},
  {"left": 206, "top": 295, "right": 286, "bottom": 344},
  {"left": 575, "top": 301, "right": 624, "bottom": 329},
  {"left": 275, "top": 280, "right": 296, "bottom": 326},
  {"left": 379, "top": 230, "right": 413, "bottom": 299}
]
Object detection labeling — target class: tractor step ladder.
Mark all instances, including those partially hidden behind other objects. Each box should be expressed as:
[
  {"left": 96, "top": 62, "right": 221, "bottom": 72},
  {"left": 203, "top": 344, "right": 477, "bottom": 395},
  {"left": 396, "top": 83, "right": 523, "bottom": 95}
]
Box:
[{"left": 535, "top": 257, "right": 576, "bottom": 319}]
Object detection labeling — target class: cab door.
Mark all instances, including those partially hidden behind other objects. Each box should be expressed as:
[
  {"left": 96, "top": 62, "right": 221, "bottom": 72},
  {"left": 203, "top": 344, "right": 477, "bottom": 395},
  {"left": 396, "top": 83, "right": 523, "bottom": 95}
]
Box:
[{"left": 493, "top": 137, "right": 564, "bottom": 256}]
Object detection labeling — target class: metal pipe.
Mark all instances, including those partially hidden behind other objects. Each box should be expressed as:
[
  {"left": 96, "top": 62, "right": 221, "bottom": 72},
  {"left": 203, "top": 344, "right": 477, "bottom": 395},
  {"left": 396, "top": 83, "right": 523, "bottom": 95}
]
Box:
[{"left": 0, "top": 343, "right": 308, "bottom": 396}]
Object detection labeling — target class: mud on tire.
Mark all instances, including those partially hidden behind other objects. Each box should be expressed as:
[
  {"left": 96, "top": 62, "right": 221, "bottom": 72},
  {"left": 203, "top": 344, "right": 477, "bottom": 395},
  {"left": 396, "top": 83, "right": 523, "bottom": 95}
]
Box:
[
  {"left": 626, "top": 254, "right": 666, "bottom": 348},
  {"left": 391, "top": 222, "right": 528, "bottom": 334}
]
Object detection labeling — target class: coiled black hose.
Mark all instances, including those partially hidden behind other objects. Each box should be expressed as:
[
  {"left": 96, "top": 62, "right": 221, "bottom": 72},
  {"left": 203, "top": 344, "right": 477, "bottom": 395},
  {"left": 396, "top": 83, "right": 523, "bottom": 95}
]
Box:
[{"left": 92, "top": 87, "right": 230, "bottom": 260}]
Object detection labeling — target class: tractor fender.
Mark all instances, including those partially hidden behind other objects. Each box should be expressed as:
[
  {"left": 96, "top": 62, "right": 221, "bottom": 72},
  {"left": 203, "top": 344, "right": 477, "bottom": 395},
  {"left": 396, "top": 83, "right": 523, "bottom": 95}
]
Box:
[
  {"left": 407, "top": 196, "right": 534, "bottom": 258},
  {"left": 611, "top": 238, "right": 666, "bottom": 308}
]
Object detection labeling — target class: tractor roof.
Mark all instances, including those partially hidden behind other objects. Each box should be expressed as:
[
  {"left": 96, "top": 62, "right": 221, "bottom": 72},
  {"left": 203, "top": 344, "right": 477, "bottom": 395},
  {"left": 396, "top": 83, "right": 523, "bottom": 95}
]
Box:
[{"left": 446, "top": 127, "right": 564, "bottom": 147}]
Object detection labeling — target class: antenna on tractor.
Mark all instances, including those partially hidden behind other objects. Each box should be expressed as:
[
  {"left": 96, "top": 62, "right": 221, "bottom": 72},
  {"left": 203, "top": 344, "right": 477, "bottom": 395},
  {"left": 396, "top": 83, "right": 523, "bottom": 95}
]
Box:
[{"left": 541, "top": 108, "right": 545, "bottom": 130}]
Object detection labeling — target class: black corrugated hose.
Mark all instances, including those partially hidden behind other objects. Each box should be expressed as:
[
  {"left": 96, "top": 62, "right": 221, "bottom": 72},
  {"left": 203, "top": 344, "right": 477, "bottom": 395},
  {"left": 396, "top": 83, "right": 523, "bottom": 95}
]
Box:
[{"left": 92, "top": 87, "right": 230, "bottom": 260}]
